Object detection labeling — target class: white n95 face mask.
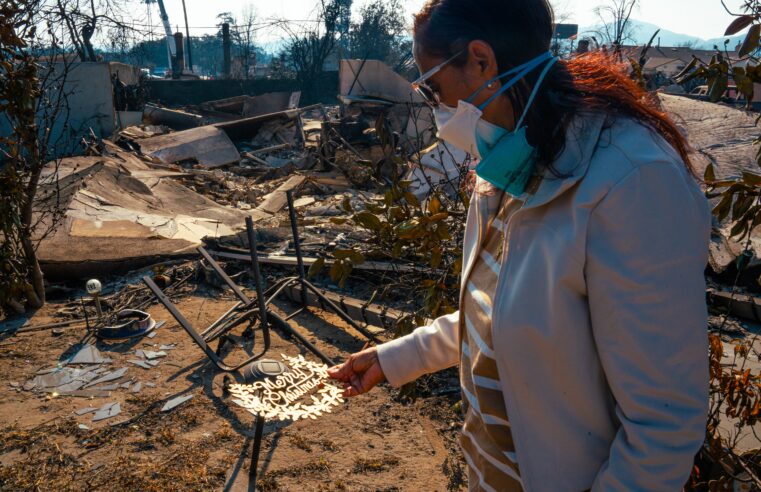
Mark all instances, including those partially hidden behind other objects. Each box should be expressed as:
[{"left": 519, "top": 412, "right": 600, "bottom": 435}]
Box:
[
  {"left": 434, "top": 101, "right": 485, "bottom": 158},
  {"left": 434, "top": 100, "right": 510, "bottom": 159},
  {"left": 432, "top": 51, "right": 554, "bottom": 159}
]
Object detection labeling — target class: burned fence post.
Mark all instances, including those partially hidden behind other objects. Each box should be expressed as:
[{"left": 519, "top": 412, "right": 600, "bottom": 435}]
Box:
[
  {"left": 173, "top": 32, "right": 184, "bottom": 78},
  {"left": 222, "top": 23, "right": 231, "bottom": 79},
  {"left": 286, "top": 190, "right": 308, "bottom": 307}
]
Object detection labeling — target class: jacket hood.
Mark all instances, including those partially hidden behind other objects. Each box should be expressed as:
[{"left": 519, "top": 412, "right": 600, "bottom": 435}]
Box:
[{"left": 524, "top": 111, "right": 608, "bottom": 210}]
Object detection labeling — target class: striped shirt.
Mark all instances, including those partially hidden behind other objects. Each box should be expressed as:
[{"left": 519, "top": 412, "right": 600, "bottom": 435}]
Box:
[{"left": 460, "top": 192, "right": 523, "bottom": 492}]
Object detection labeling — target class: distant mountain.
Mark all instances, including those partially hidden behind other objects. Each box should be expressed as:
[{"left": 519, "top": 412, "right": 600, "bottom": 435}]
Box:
[{"left": 579, "top": 19, "right": 746, "bottom": 50}]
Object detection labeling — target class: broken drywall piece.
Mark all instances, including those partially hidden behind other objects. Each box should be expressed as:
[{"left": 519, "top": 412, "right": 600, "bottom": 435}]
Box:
[
  {"left": 84, "top": 367, "right": 128, "bottom": 388},
  {"left": 158, "top": 344, "right": 176, "bottom": 350},
  {"left": 89, "top": 383, "right": 120, "bottom": 391},
  {"left": 69, "top": 344, "right": 112, "bottom": 365},
  {"left": 256, "top": 175, "right": 307, "bottom": 215},
  {"left": 128, "top": 359, "right": 152, "bottom": 370},
  {"left": 147, "top": 320, "right": 165, "bottom": 339},
  {"left": 142, "top": 350, "right": 167, "bottom": 360},
  {"left": 26, "top": 366, "right": 105, "bottom": 392},
  {"left": 29, "top": 371, "right": 73, "bottom": 389},
  {"left": 51, "top": 380, "right": 87, "bottom": 393},
  {"left": 75, "top": 406, "right": 98, "bottom": 415},
  {"left": 119, "top": 382, "right": 131, "bottom": 389},
  {"left": 92, "top": 402, "right": 121, "bottom": 422},
  {"left": 293, "top": 196, "right": 316, "bottom": 209},
  {"left": 130, "top": 382, "right": 142, "bottom": 393},
  {"left": 57, "top": 389, "right": 112, "bottom": 398},
  {"left": 161, "top": 394, "right": 193, "bottom": 412},
  {"left": 138, "top": 125, "right": 240, "bottom": 168}
]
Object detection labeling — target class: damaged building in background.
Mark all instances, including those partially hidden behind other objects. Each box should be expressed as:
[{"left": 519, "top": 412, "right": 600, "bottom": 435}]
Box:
[
  {"left": 0, "top": 61, "right": 144, "bottom": 157},
  {"left": 29, "top": 58, "right": 472, "bottom": 283}
]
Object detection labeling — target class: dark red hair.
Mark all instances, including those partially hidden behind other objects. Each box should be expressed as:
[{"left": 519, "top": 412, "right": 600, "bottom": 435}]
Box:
[{"left": 413, "top": 0, "right": 694, "bottom": 177}]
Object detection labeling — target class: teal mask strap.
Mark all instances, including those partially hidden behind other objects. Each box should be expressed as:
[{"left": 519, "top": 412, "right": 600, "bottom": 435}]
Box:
[
  {"left": 469, "top": 51, "right": 553, "bottom": 110},
  {"left": 514, "top": 56, "right": 557, "bottom": 129}
]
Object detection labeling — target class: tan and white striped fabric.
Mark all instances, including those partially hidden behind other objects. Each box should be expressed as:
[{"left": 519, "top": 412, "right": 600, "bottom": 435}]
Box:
[{"left": 460, "top": 191, "right": 523, "bottom": 492}]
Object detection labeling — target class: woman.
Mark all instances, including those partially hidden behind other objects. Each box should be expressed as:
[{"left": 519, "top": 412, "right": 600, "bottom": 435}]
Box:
[{"left": 328, "top": 0, "right": 711, "bottom": 490}]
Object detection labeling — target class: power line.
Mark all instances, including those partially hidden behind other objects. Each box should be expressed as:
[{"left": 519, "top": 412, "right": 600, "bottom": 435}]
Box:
[{"left": 122, "top": 19, "right": 323, "bottom": 30}]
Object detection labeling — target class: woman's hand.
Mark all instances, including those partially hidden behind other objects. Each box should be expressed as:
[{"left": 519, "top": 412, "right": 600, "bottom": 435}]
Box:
[{"left": 327, "top": 347, "right": 386, "bottom": 397}]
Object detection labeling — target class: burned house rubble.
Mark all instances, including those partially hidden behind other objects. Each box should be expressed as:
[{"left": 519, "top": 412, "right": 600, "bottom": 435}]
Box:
[
  {"left": 3, "top": 62, "right": 761, "bottom": 490},
  {"left": 29, "top": 60, "right": 471, "bottom": 283}
]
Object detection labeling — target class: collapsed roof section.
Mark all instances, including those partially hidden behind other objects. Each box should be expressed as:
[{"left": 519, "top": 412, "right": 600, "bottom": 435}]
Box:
[{"left": 36, "top": 148, "right": 248, "bottom": 279}]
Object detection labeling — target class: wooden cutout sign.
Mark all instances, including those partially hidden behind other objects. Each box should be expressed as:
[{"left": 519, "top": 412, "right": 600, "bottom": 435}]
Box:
[{"left": 228, "top": 354, "right": 344, "bottom": 421}]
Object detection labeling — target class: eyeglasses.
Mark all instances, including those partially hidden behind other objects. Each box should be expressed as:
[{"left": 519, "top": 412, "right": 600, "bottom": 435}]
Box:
[{"left": 411, "top": 50, "right": 465, "bottom": 106}]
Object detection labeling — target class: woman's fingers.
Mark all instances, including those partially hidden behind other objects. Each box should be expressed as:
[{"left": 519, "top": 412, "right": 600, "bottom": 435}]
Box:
[
  {"left": 327, "top": 360, "right": 352, "bottom": 381},
  {"left": 327, "top": 347, "right": 386, "bottom": 397}
]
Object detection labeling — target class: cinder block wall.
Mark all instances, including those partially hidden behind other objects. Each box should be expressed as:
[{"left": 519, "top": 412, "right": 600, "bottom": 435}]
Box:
[{"left": 144, "top": 73, "right": 339, "bottom": 107}]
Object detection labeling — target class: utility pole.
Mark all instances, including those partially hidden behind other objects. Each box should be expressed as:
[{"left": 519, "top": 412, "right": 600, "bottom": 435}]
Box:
[
  {"left": 181, "top": 0, "right": 193, "bottom": 72},
  {"left": 222, "top": 23, "right": 231, "bottom": 79},
  {"left": 173, "top": 32, "right": 184, "bottom": 77},
  {"left": 155, "top": 0, "right": 176, "bottom": 71}
]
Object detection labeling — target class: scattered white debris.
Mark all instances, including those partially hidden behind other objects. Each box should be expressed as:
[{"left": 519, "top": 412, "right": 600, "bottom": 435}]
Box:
[
  {"left": 128, "top": 359, "right": 152, "bottom": 370},
  {"left": 68, "top": 344, "right": 112, "bottom": 365},
  {"left": 90, "top": 383, "right": 119, "bottom": 391},
  {"left": 142, "top": 350, "right": 167, "bottom": 360},
  {"left": 161, "top": 394, "right": 193, "bottom": 412},
  {"left": 25, "top": 366, "right": 101, "bottom": 392},
  {"left": 84, "top": 367, "right": 128, "bottom": 388},
  {"left": 92, "top": 402, "right": 121, "bottom": 422}
]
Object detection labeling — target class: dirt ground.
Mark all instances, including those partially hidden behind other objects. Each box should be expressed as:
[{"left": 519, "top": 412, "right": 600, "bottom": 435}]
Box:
[{"left": 0, "top": 289, "right": 466, "bottom": 491}]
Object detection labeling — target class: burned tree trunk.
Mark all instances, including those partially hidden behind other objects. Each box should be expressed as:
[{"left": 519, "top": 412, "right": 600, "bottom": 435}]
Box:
[
  {"left": 82, "top": 20, "right": 97, "bottom": 61},
  {"left": 20, "top": 165, "right": 45, "bottom": 309},
  {"left": 0, "top": 0, "right": 57, "bottom": 313}
]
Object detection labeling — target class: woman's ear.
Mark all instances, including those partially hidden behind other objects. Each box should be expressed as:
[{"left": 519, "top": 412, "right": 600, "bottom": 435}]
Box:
[{"left": 467, "top": 40, "right": 499, "bottom": 82}]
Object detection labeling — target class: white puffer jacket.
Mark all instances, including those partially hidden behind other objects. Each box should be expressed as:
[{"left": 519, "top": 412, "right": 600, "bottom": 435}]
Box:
[{"left": 377, "top": 112, "right": 712, "bottom": 492}]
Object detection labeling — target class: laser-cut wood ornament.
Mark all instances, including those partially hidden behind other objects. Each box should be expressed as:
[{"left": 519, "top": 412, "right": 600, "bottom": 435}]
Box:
[{"left": 228, "top": 354, "right": 345, "bottom": 421}]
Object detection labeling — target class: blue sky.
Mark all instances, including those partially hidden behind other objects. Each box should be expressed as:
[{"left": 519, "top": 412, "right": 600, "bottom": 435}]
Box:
[{"left": 150, "top": 0, "right": 745, "bottom": 43}]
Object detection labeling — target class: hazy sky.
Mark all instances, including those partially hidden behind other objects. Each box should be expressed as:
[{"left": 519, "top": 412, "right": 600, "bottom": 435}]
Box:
[{"left": 150, "top": 0, "right": 745, "bottom": 43}]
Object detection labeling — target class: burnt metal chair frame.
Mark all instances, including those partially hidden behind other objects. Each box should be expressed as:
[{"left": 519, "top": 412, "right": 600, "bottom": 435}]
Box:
[
  {"left": 142, "top": 217, "right": 274, "bottom": 372},
  {"left": 208, "top": 190, "right": 382, "bottom": 346}
]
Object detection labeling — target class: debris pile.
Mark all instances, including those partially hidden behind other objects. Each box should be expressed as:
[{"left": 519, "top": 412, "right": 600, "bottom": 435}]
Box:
[{"left": 33, "top": 59, "right": 472, "bottom": 291}]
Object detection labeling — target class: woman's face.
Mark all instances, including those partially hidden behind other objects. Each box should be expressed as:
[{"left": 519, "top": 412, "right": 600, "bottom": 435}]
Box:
[{"left": 412, "top": 39, "right": 515, "bottom": 128}]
